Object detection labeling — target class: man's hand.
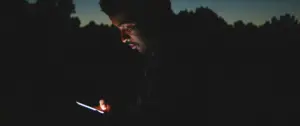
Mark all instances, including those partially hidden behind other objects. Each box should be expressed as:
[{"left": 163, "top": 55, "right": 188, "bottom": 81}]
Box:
[{"left": 95, "top": 99, "right": 111, "bottom": 112}]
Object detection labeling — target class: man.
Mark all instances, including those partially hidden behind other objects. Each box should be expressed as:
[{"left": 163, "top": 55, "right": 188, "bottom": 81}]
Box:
[{"left": 99, "top": 0, "right": 208, "bottom": 126}]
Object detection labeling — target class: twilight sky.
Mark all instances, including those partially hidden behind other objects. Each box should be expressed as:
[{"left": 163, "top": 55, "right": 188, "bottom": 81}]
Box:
[{"left": 29, "top": 0, "right": 300, "bottom": 26}]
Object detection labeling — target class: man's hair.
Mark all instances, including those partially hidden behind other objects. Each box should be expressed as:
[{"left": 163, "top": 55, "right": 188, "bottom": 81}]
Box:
[{"left": 99, "top": 0, "right": 172, "bottom": 18}]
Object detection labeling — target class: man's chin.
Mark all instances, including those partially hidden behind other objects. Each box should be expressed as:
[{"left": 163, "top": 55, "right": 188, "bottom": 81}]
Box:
[
  {"left": 128, "top": 44, "right": 145, "bottom": 54},
  {"left": 134, "top": 48, "right": 142, "bottom": 54},
  {"left": 136, "top": 47, "right": 146, "bottom": 54}
]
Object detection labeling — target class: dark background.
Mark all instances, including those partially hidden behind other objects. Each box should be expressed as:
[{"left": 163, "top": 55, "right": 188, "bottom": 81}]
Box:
[{"left": 3, "top": 0, "right": 300, "bottom": 126}]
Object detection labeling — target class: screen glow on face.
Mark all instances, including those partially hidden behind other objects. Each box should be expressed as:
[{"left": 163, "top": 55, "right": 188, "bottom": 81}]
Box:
[
  {"left": 118, "top": 22, "right": 147, "bottom": 53},
  {"left": 110, "top": 14, "right": 148, "bottom": 54}
]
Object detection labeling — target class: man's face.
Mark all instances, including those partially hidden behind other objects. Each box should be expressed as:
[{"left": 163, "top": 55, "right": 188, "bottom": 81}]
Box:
[{"left": 109, "top": 14, "right": 147, "bottom": 54}]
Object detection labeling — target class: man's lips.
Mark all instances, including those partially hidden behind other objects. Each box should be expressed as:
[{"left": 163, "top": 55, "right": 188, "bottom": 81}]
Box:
[
  {"left": 129, "top": 44, "right": 134, "bottom": 47},
  {"left": 129, "top": 44, "right": 138, "bottom": 49},
  {"left": 122, "top": 39, "right": 139, "bottom": 50}
]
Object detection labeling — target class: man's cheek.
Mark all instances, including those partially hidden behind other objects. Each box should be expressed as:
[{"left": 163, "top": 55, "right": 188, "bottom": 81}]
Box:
[{"left": 132, "top": 36, "right": 143, "bottom": 43}]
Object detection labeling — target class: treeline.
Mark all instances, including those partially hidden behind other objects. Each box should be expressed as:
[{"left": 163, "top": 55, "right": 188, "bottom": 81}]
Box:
[{"left": 5, "top": 1, "right": 300, "bottom": 49}]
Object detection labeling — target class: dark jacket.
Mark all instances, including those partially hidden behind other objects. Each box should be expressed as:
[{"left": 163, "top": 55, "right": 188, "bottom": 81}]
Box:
[{"left": 135, "top": 19, "right": 209, "bottom": 126}]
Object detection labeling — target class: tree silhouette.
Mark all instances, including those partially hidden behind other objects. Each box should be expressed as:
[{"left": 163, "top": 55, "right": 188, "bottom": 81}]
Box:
[
  {"left": 70, "top": 16, "right": 81, "bottom": 29},
  {"left": 234, "top": 20, "right": 245, "bottom": 29}
]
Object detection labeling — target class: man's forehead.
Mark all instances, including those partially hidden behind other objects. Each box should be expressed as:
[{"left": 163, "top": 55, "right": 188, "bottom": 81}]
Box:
[{"left": 109, "top": 13, "right": 136, "bottom": 27}]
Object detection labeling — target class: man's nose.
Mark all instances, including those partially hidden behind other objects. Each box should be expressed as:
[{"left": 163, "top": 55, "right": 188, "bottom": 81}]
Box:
[{"left": 121, "top": 31, "right": 131, "bottom": 43}]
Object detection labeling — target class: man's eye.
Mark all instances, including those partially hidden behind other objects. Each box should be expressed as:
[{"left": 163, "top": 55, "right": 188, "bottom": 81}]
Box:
[
  {"left": 125, "top": 28, "right": 134, "bottom": 34},
  {"left": 126, "top": 25, "right": 136, "bottom": 31},
  {"left": 127, "top": 28, "right": 134, "bottom": 32}
]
